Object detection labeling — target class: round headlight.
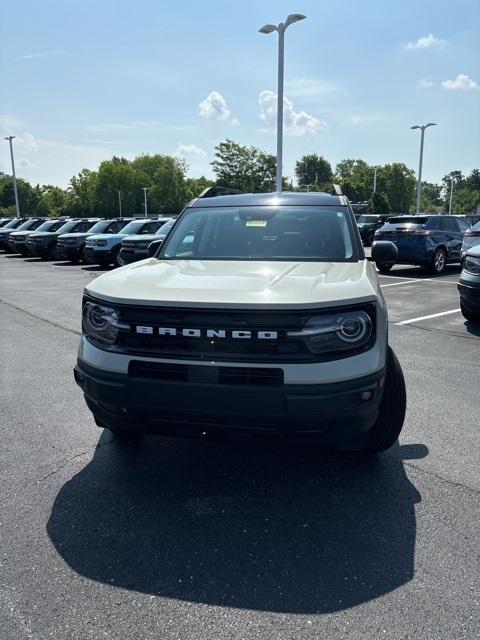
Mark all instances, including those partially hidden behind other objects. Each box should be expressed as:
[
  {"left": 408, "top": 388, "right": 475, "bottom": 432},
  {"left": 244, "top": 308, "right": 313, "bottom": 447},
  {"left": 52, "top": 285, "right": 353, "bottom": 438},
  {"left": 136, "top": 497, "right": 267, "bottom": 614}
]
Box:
[
  {"left": 82, "top": 302, "right": 129, "bottom": 345},
  {"left": 336, "top": 313, "right": 370, "bottom": 343},
  {"left": 288, "top": 309, "right": 373, "bottom": 355},
  {"left": 464, "top": 256, "right": 480, "bottom": 275}
]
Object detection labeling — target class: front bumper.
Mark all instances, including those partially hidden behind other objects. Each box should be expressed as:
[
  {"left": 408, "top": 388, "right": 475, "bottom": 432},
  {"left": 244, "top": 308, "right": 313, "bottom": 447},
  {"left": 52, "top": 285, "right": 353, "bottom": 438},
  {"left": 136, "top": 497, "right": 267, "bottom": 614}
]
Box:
[
  {"left": 458, "top": 279, "right": 480, "bottom": 312},
  {"left": 74, "top": 359, "right": 385, "bottom": 446},
  {"left": 83, "top": 246, "right": 114, "bottom": 264},
  {"left": 10, "top": 240, "right": 29, "bottom": 254},
  {"left": 58, "top": 245, "right": 84, "bottom": 261},
  {"left": 119, "top": 248, "right": 148, "bottom": 264}
]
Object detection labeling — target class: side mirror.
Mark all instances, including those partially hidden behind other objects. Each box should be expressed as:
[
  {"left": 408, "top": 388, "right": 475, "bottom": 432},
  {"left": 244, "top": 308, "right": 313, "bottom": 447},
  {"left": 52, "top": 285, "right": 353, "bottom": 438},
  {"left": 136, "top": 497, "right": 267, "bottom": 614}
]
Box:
[
  {"left": 371, "top": 240, "right": 398, "bottom": 263},
  {"left": 147, "top": 239, "right": 163, "bottom": 258}
]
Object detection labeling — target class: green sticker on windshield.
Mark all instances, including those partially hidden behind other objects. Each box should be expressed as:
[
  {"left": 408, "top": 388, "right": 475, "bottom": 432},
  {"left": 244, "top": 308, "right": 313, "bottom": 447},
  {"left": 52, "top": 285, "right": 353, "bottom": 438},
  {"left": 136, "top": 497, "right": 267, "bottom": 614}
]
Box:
[{"left": 245, "top": 219, "right": 267, "bottom": 227}]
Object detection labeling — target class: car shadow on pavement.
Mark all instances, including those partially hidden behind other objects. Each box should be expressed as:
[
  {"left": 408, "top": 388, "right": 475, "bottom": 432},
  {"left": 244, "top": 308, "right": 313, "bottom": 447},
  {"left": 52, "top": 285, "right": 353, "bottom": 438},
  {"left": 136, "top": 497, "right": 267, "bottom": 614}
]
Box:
[
  {"left": 47, "top": 437, "right": 427, "bottom": 614},
  {"left": 380, "top": 265, "right": 462, "bottom": 280}
]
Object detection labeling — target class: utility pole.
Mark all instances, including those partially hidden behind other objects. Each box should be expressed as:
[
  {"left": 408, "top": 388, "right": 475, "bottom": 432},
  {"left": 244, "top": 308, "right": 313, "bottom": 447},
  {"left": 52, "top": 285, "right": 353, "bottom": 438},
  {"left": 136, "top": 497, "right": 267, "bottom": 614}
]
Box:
[
  {"left": 118, "top": 191, "right": 122, "bottom": 218},
  {"left": 411, "top": 123, "right": 437, "bottom": 214},
  {"left": 4, "top": 136, "right": 20, "bottom": 217},
  {"left": 142, "top": 187, "right": 148, "bottom": 216}
]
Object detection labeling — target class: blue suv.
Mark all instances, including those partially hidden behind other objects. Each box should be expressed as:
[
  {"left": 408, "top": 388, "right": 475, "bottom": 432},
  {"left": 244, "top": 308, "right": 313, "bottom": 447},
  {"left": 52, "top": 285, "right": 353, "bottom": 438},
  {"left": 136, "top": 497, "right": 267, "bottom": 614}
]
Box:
[{"left": 374, "top": 215, "right": 470, "bottom": 274}]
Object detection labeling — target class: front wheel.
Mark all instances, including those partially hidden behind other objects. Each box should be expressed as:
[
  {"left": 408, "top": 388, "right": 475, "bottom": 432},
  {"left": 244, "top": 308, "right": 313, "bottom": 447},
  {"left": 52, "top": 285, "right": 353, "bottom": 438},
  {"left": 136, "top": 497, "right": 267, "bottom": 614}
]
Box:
[
  {"left": 376, "top": 262, "right": 393, "bottom": 273},
  {"left": 364, "top": 347, "right": 407, "bottom": 453},
  {"left": 461, "top": 301, "right": 480, "bottom": 323},
  {"left": 366, "top": 230, "right": 375, "bottom": 246}
]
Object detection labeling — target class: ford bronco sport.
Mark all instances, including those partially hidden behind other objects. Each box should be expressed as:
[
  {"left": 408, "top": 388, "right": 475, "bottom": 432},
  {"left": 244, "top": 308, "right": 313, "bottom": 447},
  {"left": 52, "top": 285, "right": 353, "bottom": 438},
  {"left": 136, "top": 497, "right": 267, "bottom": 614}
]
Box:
[{"left": 74, "top": 189, "right": 405, "bottom": 452}]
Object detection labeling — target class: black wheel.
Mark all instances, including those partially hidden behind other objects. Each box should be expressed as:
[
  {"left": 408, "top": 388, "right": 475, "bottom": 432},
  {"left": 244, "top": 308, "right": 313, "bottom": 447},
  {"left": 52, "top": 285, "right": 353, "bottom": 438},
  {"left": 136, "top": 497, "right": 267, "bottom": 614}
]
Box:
[
  {"left": 376, "top": 262, "right": 393, "bottom": 273},
  {"left": 112, "top": 247, "right": 122, "bottom": 268},
  {"left": 41, "top": 245, "right": 54, "bottom": 261},
  {"left": 461, "top": 301, "right": 480, "bottom": 323},
  {"left": 429, "top": 247, "right": 447, "bottom": 274},
  {"left": 364, "top": 347, "right": 407, "bottom": 453},
  {"left": 367, "top": 230, "right": 375, "bottom": 246}
]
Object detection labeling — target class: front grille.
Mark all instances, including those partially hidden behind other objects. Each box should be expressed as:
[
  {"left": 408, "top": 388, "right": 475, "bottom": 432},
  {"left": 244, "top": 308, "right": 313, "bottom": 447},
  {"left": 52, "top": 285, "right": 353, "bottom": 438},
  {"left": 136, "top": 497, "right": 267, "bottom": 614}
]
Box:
[
  {"left": 100, "top": 302, "right": 377, "bottom": 363},
  {"left": 129, "top": 361, "right": 284, "bottom": 386},
  {"left": 122, "top": 242, "right": 136, "bottom": 249}
]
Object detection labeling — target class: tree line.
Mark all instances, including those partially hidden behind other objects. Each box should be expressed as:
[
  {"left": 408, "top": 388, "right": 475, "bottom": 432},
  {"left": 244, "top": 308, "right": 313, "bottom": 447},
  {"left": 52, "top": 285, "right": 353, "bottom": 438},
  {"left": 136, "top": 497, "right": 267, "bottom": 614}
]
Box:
[{"left": 1, "top": 139, "right": 479, "bottom": 218}]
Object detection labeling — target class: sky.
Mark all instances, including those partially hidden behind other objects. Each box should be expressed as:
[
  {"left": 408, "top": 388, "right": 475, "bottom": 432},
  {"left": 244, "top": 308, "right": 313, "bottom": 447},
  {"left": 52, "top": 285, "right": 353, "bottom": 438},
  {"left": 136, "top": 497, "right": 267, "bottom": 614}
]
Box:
[{"left": 0, "top": 0, "right": 479, "bottom": 188}]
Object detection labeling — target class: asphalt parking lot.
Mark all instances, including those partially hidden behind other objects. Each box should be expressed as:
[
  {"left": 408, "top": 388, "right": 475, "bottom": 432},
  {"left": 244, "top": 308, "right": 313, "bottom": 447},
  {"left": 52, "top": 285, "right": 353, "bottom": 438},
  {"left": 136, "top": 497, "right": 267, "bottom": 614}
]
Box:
[{"left": 1, "top": 254, "right": 479, "bottom": 640}]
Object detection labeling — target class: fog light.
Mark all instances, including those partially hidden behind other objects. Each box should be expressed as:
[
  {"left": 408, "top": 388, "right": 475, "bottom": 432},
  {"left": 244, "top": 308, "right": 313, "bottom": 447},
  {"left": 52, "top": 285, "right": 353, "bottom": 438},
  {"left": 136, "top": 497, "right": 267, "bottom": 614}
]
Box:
[{"left": 360, "top": 391, "right": 373, "bottom": 401}]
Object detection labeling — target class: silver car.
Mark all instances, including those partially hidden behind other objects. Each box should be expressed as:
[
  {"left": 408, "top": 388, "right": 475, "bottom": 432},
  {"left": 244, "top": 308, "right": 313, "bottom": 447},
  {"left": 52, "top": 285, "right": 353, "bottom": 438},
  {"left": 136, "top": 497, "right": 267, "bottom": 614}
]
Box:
[{"left": 461, "top": 220, "right": 480, "bottom": 259}]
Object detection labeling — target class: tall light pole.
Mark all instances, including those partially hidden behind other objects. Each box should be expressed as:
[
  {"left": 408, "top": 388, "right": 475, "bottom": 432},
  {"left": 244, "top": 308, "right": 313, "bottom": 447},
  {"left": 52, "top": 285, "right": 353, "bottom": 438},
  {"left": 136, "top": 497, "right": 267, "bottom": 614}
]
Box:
[
  {"left": 411, "top": 123, "right": 436, "bottom": 214},
  {"left": 4, "top": 136, "right": 20, "bottom": 217},
  {"left": 118, "top": 191, "right": 122, "bottom": 218},
  {"left": 142, "top": 187, "right": 148, "bottom": 216},
  {"left": 259, "top": 13, "right": 306, "bottom": 193},
  {"left": 448, "top": 174, "right": 458, "bottom": 214},
  {"left": 373, "top": 166, "right": 378, "bottom": 193}
]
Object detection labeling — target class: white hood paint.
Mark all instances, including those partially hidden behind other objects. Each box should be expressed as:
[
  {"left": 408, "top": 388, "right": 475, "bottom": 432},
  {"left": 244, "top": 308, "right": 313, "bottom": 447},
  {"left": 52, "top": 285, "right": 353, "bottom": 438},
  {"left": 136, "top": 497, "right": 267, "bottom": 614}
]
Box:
[{"left": 86, "top": 259, "right": 379, "bottom": 309}]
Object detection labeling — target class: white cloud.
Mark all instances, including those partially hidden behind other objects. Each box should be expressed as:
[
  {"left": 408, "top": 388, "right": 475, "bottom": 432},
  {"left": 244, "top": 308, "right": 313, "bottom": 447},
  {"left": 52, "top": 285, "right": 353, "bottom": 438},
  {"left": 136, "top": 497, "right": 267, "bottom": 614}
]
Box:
[
  {"left": 85, "top": 123, "right": 138, "bottom": 133},
  {"left": 16, "top": 49, "right": 66, "bottom": 60},
  {"left": 285, "top": 78, "right": 344, "bottom": 98},
  {"left": 416, "top": 76, "right": 436, "bottom": 90},
  {"left": 405, "top": 34, "right": 445, "bottom": 50},
  {"left": 344, "top": 115, "right": 382, "bottom": 126},
  {"left": 175, "top": 143, "right": 206, "bottom": 157},
  {"left": 198, "top": 91, "right": 231, "bottom": 121},
  {"left": 441, "top": 74, "right": 478, "bottom": 91},
  {"left": 258, "top": 90, "right": 326, "bottom": 137},
  {"left": 0, "top": 114, "right": 26, "bottom": 130}
]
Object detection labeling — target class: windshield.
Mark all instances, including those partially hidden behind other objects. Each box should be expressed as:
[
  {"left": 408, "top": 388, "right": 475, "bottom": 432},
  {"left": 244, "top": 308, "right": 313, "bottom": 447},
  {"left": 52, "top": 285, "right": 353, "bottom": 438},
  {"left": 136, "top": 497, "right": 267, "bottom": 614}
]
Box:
[
  {"left": 3, "top": 219, "right": 24, "bottom": 229},
  {"left": 358, "top": 215, "right": 381, "bottom": 223},
  {"left": 161, "top": 206, "right": 356, "bottom": 262},
  {"left": 36, "top": 220, "right": 64, "bottom": 232},
  {"left": 87, "top": 220, "right": 110, "bottom": 234},
  {"left": 17, "top": 219, "right": 44, "bottom": 231},
  {"left": 156, "top": 219, "right": 175, "bottom": 236},
  {"left": 120, "top": 221, "right": 148, "bottom": 235}
]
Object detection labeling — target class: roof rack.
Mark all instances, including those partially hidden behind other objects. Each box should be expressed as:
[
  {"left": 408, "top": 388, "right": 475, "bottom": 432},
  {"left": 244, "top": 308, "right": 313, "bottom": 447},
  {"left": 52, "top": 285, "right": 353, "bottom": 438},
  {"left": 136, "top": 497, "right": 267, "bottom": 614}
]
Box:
[
  {"left": 331, "top": 184, "right": 343, "bottom": 196},
  {"left": 198, "top": 186, "right": 244, "bottom": 198}
]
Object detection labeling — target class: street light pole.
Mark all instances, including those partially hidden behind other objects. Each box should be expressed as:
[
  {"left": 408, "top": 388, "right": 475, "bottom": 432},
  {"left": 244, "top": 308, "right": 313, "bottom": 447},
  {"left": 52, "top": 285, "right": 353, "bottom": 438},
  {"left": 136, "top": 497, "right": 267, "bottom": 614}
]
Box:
[
  {"left": 411, "top": 123, "right": 436, "bottom": 214},
  {"left": 373, "top": 166, "right": 378, "bottom": 193},
  {"left": 142, "top": 187, "right": 148, "bottom": 216},
  {"left": 118, "top": 191, "right": 122, "bottom": 218},
  {"left": 259, "top": 14, "right": 306, "bottom": 193},
  {"left": 448, "top": 175, "right": 456, "bottom": 214},
  {"left": 4, "top": 136, "right": 20, "bottom": 217}
]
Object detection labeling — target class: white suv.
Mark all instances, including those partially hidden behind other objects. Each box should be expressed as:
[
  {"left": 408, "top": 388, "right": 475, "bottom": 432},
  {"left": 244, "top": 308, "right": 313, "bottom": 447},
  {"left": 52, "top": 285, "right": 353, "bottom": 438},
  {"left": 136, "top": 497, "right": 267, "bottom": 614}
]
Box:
[{"left": 74, "top": 189, "right": 405, "bottom": 453}]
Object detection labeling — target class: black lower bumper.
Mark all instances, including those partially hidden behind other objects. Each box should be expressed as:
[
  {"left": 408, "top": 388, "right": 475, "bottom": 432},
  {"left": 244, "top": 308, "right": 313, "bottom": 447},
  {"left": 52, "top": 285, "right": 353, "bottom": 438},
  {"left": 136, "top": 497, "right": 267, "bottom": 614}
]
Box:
[
  {"left": 119, "top": 249, "right": 146, "bottom": 264},
  {"left": 10, "top": 242, "right": 29, "bottom": 255},
  {"left": 59, "top": 246, "right": 84, "bottom": 261},
  {"left": 74, "top": 360, "right": 385, "bottom": 446},
  {"left": 83, "top": 247, "right": 113, "bottom": 264},
  {"left": 458, "top": 280, "right": 480, "bottom": 311}
]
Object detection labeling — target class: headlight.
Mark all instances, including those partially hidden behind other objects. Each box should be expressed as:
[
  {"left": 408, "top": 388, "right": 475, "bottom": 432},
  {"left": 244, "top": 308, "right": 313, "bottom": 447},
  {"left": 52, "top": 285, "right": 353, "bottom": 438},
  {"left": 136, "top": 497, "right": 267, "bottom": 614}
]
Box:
[
  {"left": 82, "top": 302, "right": 130, "bottom": 345},
  {"left": 464, "top": 255, "right": 480, "bottom": 275},
  {"left": 95, "top": 239, "right": 107, "bottom": 247},
  {"left": 288, "top": 309, "right": 373, "bottom": 355}
]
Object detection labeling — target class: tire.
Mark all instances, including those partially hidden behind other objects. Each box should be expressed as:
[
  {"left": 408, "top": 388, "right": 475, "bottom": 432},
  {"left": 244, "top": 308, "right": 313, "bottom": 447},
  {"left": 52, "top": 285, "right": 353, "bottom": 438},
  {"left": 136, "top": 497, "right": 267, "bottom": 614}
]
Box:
[
  {"left": 364, "top": 347, "right": 407, "bottom": 453},
  {"left": 376, "top": 262, "right": 393, "bottom": 273},
  {"left": 112, "top": 247, "right": 122, "bottom": 268},
  {"left": 429, "top": 247, "right": 447, "bottom": 274},
  {"left": 41, "top": 245, "right": 54, "bottom": 261},
  {"left": 367, "top": 231, "right": 375, "bottom": 246},
  {"left": 461, "top": 301, "right": 480, "bottom": 323}
]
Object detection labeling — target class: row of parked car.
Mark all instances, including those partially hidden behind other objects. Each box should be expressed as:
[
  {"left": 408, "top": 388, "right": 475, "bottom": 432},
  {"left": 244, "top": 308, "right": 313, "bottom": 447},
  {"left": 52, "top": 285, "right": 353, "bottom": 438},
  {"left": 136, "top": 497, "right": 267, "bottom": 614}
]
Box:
[
  {"left": 356, "top": 212, "right": 480, "bottom": 275},
  {"left": 0, "top": 216, "right": 175, "bottom": 267}
]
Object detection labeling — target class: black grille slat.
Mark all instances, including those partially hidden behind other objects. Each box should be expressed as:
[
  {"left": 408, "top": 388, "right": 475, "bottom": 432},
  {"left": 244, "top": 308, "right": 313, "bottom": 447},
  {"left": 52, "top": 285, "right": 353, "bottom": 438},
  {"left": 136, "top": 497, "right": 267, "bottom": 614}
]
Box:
[{"left": 129, "top": 361, "right": 283, "bottom": 386}]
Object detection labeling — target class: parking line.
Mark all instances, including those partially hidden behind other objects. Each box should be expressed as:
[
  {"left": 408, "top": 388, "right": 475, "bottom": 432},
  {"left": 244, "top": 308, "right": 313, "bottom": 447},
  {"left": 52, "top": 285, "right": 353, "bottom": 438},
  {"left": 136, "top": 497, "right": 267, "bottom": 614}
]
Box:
[
  {"left": 396, "top": 309, "right": 461, "bottom": 325},
  {"left": 381, "top": 280, "right": 421, "bottom": 288}
]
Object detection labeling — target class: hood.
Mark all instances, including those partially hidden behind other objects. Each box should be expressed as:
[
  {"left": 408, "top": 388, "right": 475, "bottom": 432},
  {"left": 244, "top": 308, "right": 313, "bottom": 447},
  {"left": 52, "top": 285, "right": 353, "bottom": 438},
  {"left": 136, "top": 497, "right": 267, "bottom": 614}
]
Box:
[
  {"left": 467, "top": 245, "right": 480, "bottom": 258},
  {"left": 86, "top": 259, "right": 379, "bottom": 309},
  {"left": 28, "top": 232, "right": 58, "bottom": 238},
  {"left": 88, "top": 233, "right": 124, "bottom": 241},
  {"left": 122, "top": 234, "right": 158, "bottom": 243},
  {"left": 59, "top": 232, "right": 91, "bottom": 240},
  {"left": 0, "top": 228, "right": 15, "bottom": 236},
  {"left": 9, "top": 230, "right": 35, "bottom": 238}
]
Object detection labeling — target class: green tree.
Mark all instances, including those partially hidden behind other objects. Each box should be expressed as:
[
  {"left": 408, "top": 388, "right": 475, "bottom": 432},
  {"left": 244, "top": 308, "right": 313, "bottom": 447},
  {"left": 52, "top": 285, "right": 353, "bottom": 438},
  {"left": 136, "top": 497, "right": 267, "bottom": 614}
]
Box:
[
  {"left": 0, "top": 175, "right": 41, "bottom": 214},
  {"left": 420, "top": 181, "right": 442, "bottom": 212},
  {"left": 334, "top": 159, "right": 374, "bottom": 201},
  {"left": 185, "top": 176, "right": 215, "bottom": 201},
  {"left": 211, "top": 139, "right": 276, "bottom": 192},
  {"left": 36, "top": 186, "right": 71, "bottom": 217},
  {"left": 295, "top": 154, "right": 333, "bottom": 189},
  {"left": 132, "top": 154, "right": 187, "bottom": 214},
  {"left": 68, "top": 169, "right": 98, "bottom": 217},
  {"left": 368, "top": 192, "right": 390, "bottom": 215},
  {"left": 466, "top": 169, "right": 480, "bottom": 191},
  {"left": 95, "top": 158, "right": 148, "bottom": 217},
  {"left": 381, "top": 163, "right": 416, "bottom": 212}
]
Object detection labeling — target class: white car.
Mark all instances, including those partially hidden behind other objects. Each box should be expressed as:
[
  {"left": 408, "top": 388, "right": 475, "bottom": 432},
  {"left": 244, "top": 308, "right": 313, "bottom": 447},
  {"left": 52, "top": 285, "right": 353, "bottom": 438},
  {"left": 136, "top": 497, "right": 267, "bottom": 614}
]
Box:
[
  {"left": 74, "top": 189, "right": 405, "bottom": 453},
  {"left": 461, "top": 220, "right": 480, "bottom": 259}
]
